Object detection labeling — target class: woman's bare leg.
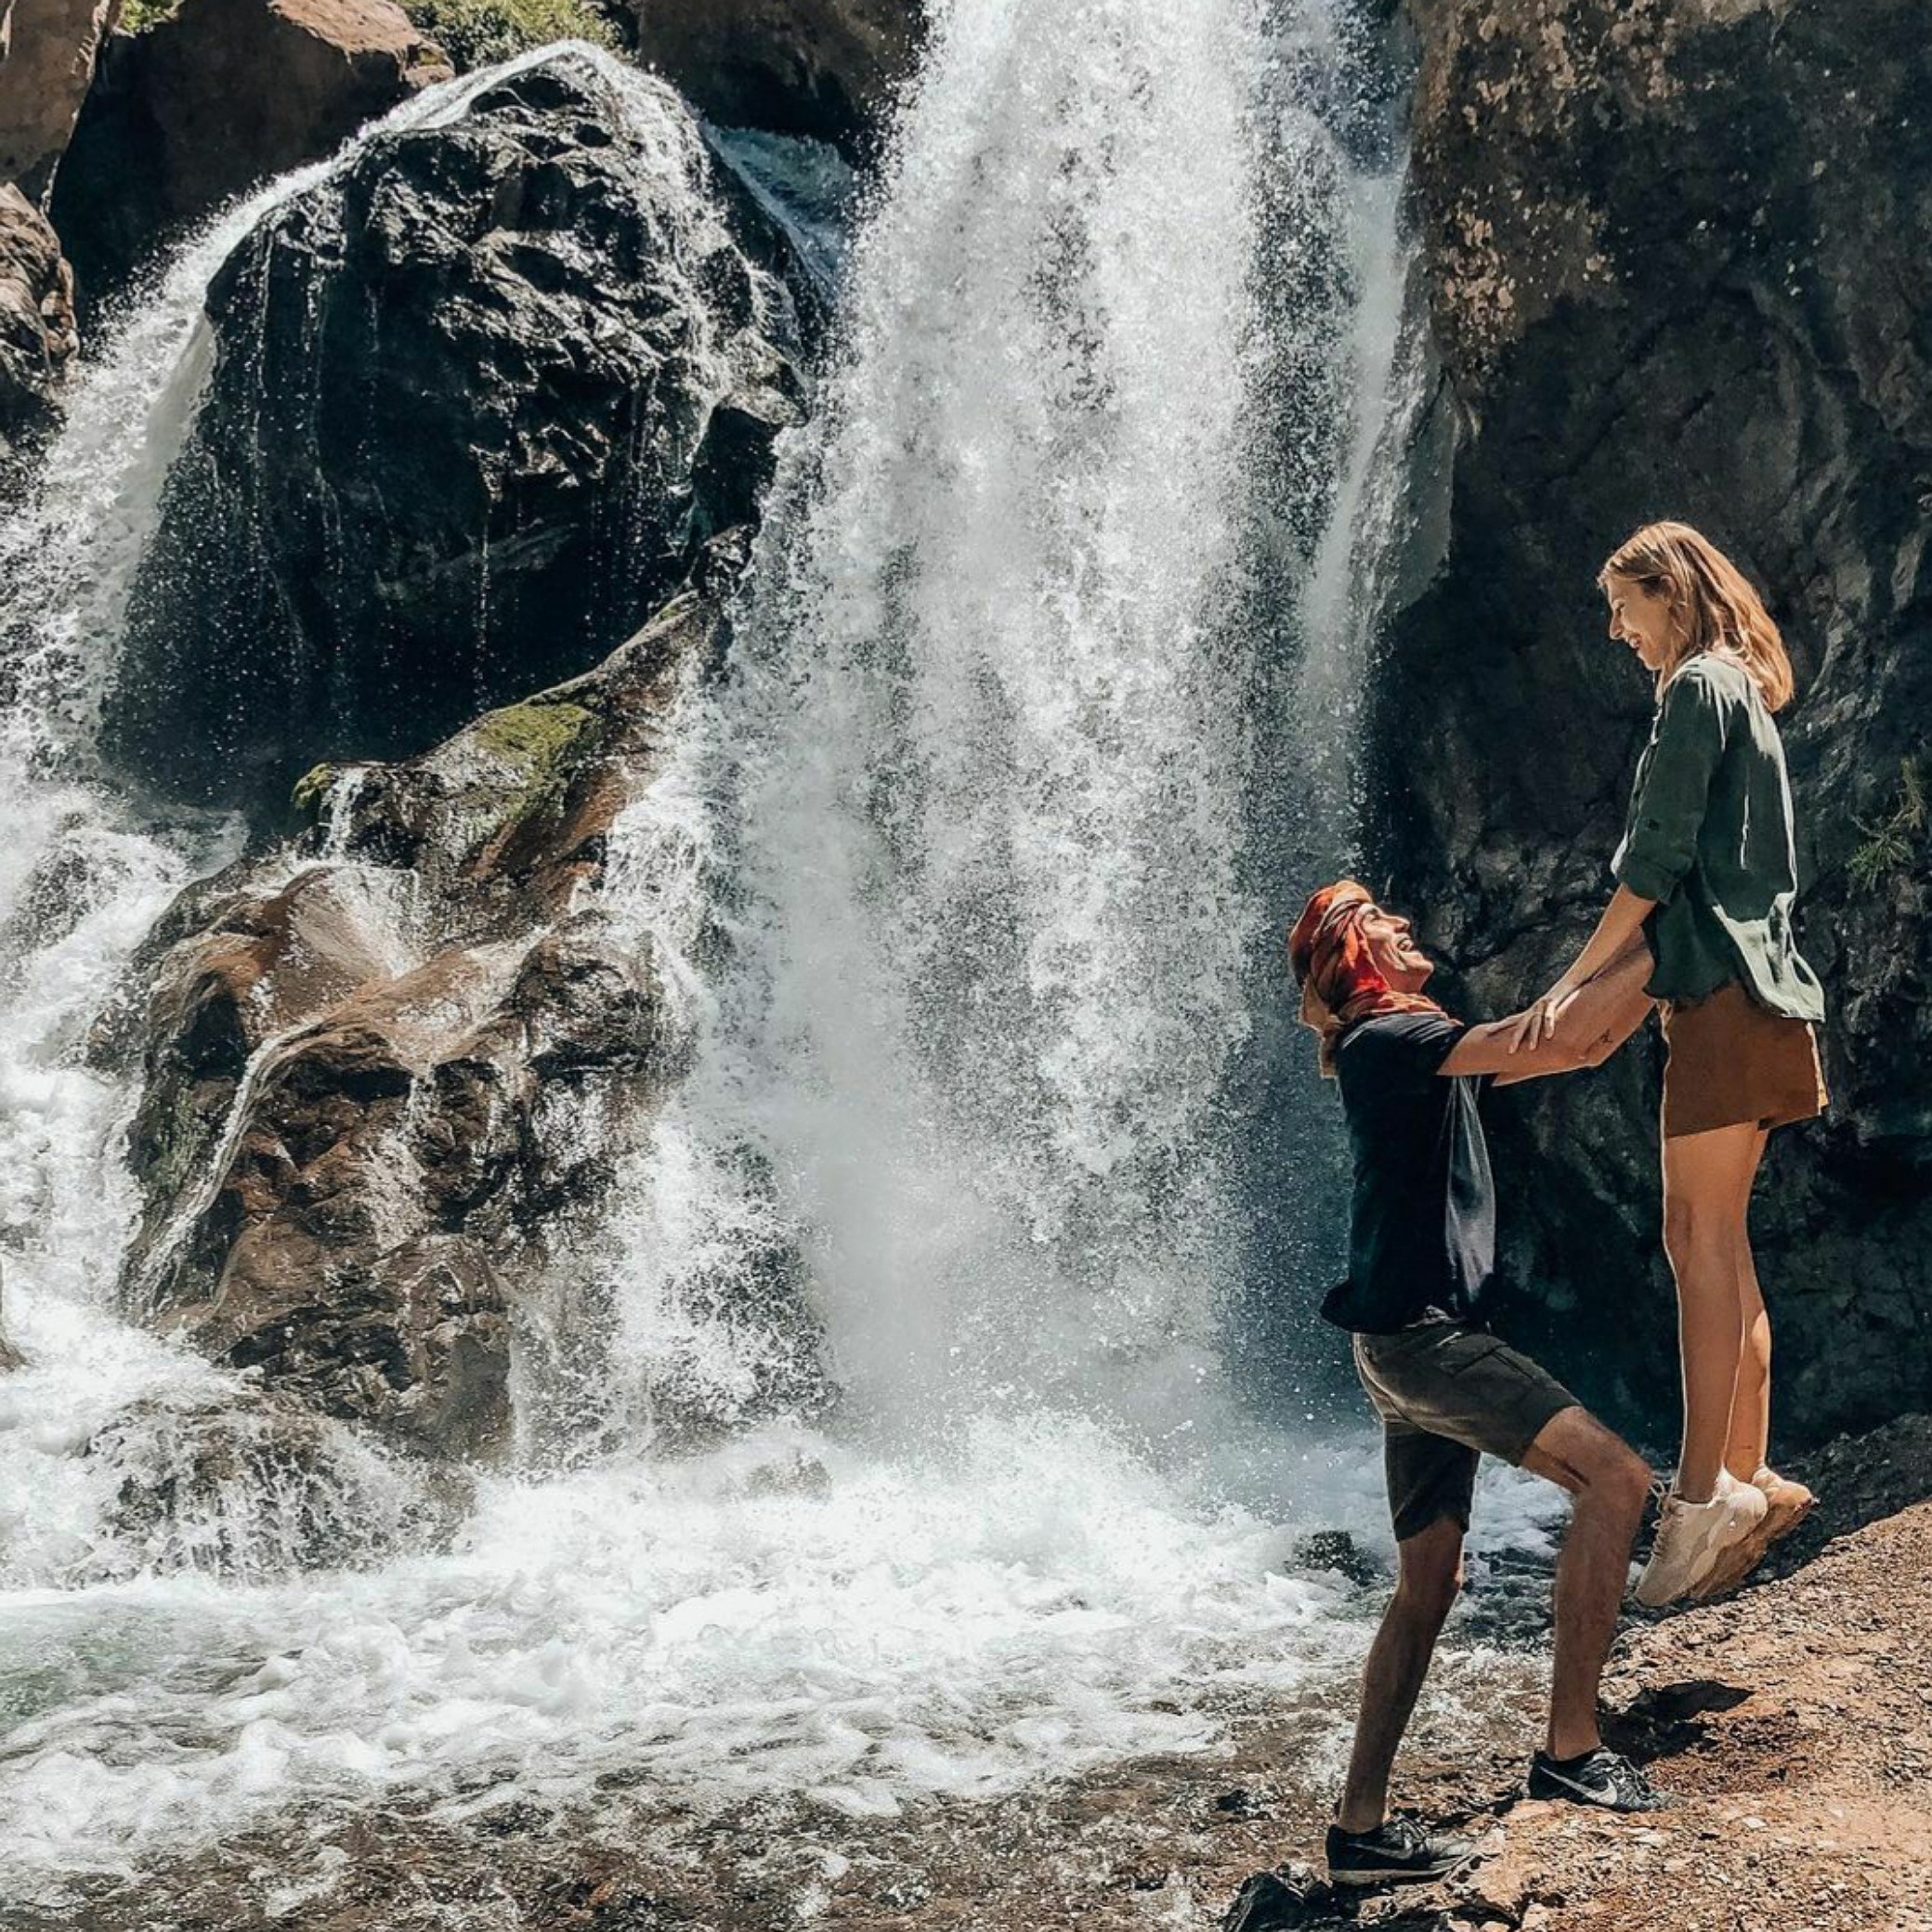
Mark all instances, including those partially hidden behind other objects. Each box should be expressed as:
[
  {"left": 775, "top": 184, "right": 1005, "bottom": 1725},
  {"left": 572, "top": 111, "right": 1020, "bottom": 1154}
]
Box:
[
  {"left": 1723, "top": 1136, "right": 1772, "bottom": 1481},
  {"left": 1661, "top": 1121, "right": 1767, "bottom": 1502}
]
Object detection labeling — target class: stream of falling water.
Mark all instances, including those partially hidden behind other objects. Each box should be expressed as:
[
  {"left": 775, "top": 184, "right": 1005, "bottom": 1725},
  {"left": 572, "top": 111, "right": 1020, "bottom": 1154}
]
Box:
[{"left": 0, "top": 17, "right": 1560, "bottom": 1914}]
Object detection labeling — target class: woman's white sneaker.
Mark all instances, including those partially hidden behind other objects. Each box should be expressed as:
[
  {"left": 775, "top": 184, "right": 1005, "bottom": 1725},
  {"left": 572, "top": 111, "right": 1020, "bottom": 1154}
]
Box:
[{"left": 1634, "top": 1469, "right": 1768, "bottom": 1608}]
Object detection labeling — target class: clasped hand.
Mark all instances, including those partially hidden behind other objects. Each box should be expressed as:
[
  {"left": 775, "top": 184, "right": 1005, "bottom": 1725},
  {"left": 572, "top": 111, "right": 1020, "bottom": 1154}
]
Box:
[{"left": 1503, "top": 980, "right": 1583, "bottom": 1054}]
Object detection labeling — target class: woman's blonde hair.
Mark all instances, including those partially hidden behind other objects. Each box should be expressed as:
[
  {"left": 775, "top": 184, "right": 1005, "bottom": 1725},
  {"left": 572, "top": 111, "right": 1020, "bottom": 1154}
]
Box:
[{"left": 1598, "top": 520, "right": 1795, "bottom": 712}]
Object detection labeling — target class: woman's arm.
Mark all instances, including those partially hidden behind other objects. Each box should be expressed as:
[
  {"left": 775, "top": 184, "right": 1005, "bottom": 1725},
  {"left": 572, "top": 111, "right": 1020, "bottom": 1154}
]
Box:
[
  {"left": 1442, "top": 939, "right": 1655, "bottom": 1081},
  {"left": 1510, "top": 663, "right": 1729, "bottom": 1049},
  {"left": 1503, "top": 884, "right": 1655, "bottom": 1051}
]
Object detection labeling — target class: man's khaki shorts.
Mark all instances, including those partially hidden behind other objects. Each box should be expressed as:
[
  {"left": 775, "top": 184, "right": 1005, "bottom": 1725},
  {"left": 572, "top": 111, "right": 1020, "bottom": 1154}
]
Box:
[{"left": 1353, "top": 1316, "right": 1580, "bottom": 1543}]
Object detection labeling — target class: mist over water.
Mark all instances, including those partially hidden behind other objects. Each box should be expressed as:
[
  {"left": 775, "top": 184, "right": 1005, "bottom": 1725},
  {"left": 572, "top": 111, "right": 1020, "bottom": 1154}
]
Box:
[{"left": 0, "top": 14, "right": 1555, "bottom": 1908}]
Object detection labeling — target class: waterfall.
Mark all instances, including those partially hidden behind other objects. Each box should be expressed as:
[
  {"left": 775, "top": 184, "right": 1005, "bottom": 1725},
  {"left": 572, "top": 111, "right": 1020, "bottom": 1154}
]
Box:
[
  {"left": 0, "top": 13, "right": 1560, "bottom": 1911},
  {"left": 587, "top": 0, "right": 1416, "bottom": 1451}
]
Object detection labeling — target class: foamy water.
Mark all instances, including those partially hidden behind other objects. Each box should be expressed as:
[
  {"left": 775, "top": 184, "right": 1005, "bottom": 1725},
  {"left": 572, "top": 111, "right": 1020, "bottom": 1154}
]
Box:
[{"left": 0, "top": 1414, "right": 1563, "bottom": 1892}]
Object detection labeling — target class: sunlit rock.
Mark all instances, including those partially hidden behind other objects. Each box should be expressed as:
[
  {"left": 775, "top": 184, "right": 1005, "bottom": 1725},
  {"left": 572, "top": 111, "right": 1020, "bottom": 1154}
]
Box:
[
  {"left": 0, "top": 0, "right": 117, "bottom": 203},
  {"left": 0, "top": 182, "right": 74, "bottom": 471},
  {"left": 109, "top": 542, "right": 749, "bottom": 1460},
  {"left": 53, "top": 0, "right": 450, "bottom": 289}
]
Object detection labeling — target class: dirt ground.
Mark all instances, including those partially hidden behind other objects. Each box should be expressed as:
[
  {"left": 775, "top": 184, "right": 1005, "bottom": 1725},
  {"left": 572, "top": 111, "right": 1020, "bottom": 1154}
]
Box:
[{"left": 1325, "top": 1491, "right": 1932, "bottom": 1932}]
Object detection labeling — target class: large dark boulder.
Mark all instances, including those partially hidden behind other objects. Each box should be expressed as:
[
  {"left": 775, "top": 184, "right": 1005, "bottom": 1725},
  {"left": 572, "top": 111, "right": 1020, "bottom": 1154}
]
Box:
[
  {"left": 108, "top": 541, "right": 766, "bottom": 1462},
  {"left": 99, "top": 48, "right": 809, "bottom": 817},
  {"left": 625, "top": 0, "right": 922, "bottom": 158},
  {"left": 1374, "top": 0, "right": 1932, "bottom": 1444},
  {"left": 52, "top": 0, "right": 451, "bottom": 294}
]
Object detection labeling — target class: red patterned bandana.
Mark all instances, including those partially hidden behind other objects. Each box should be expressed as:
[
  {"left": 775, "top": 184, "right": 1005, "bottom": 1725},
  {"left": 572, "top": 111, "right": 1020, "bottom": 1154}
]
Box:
[{"left": 1287, "top": 880, "right": 1444, "bottom": 1076}]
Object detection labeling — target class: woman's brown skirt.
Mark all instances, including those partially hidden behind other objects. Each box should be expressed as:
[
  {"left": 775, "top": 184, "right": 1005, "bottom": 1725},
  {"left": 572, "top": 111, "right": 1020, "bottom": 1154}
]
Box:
[{"left": 1660, "top": 980, "right": 1828, "bottom": 1140}]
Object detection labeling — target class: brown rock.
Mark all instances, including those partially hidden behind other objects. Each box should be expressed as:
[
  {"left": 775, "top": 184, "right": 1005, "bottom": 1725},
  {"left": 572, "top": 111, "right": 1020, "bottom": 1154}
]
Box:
[
  {"left": 113, "top": 543, "right": 764, "bottom": 1462},
  {"left": 628, "top": 0, "right": 922, "bottom": 155},
  {"left": 137, "top": 0, "right": 450, "bottom": 218},
  {"left": 0, "top": 0, "right": 119, "bottom": 202},
  {"left": 0, "top": 177, "right": 74, "bottom": 451},
  {"left": 55, "top": 0, "right": 450, "bottom": 287}
]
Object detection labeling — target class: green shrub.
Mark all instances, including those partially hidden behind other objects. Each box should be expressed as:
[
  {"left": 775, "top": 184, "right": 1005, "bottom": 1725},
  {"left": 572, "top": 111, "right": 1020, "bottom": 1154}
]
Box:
[
  {"left": 399, "top": 0, "right": 618, "bottom": 72},
  {"left": 1848, "top": 758, "right": 1926, "bottom": 893},
  {"left": 118, "top": 0, "right": 182, "bottom": 30}
]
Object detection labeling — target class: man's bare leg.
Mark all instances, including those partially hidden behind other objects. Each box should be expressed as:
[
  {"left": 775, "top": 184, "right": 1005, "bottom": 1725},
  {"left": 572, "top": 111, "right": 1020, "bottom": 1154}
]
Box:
[
  {"left": 1336, "top": 1514, "right": 1465, "bottom": 1833},
  {"left": 1521, "top": 1405, "right": 1651, "bottom": 1760}
]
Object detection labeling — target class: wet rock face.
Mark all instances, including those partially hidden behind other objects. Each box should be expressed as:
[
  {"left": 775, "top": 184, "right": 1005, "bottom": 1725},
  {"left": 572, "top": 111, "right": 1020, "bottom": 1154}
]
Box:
[
  {"left": 0, "top": 0, "right": 119, "bottom": 203},
  {"left": 1377, "top": 0, "right": 1932, "bottom": 1442},
  {"left": 0, "top": 181, "right": 74, "bottom": 463},
  {"left": 54, "top": 0, "right": 450, "bottom": 292},
  {"left": 627, "top": 0, "right": 922, "bottom": 157},
  {"left": 110, "top": 547, "right": 743, "bottom": 1460},
  {"left": 88, "top": 1386, "right": 466, "bottom": 1578},
  {"left": 99, "top": 50, "right": 808, "bottom": 817}
]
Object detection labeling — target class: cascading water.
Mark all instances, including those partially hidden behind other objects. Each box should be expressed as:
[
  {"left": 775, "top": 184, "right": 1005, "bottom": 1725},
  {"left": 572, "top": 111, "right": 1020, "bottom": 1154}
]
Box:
[
  {"left": 0, "top": 16, "right": 1560, "bottom": 1914},
  {"left": 593, "top": 0, "right": 1416, "bottom": 1456},
  {"left": 595, "top": 1, "right": 1280, "bottom": 1450}
]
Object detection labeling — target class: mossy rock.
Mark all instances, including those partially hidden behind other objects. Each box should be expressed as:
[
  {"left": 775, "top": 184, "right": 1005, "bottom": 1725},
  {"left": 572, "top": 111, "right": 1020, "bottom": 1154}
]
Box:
[
  {"left": 470, "top": 698, "right": 594, "bottom": 772},
  {"left": 466, "top": 696, "right": 600, "bottom": 841},
  {"left": 117, "top": 0, "right": 182, "bottom": 31},
  {"left": 292, "top": 763, "right": 338, "bottom": 820}
]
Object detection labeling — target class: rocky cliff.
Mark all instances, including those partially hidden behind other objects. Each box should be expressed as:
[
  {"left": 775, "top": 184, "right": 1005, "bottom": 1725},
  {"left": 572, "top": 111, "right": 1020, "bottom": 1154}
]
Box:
[{"left": 1375, "top": 0, "right": 1932, "bottom": 1444}]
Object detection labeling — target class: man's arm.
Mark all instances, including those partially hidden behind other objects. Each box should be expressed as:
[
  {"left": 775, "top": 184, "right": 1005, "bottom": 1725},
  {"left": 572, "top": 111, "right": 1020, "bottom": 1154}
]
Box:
[
  {"left": 1502, "top": 884, "right": 1654, "bottom": 1046},
  {"left": 1439, "top": 941, "right": 1655, "bottom": 1084}
]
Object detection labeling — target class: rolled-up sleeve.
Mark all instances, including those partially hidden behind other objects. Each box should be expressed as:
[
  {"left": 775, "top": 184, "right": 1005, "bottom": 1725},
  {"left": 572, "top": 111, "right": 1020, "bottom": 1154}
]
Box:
[{"left": 1614, "top": 669, "right": 1728, "bottom": 903}]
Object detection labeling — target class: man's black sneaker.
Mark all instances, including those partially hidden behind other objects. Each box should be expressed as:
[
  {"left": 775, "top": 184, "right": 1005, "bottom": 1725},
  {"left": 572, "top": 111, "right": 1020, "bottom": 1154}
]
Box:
[
  {"left": 1325, "top": 1816, "right": 1475, "bottom": 1886},
  {"left": 1527, "top": 1747, "right": 1672, "bottom": 1812}
]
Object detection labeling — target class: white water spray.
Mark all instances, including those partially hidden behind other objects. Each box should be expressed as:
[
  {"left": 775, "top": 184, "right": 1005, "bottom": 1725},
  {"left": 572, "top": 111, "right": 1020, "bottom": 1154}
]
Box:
[{"left": 590, "top": 0, "right": 1406, "bottom": 1451}]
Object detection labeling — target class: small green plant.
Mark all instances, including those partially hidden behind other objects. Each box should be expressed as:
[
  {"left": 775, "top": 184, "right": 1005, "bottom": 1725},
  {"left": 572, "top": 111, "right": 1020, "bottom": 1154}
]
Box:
[
  {"left": 1848, "top": 757, "right": 1926, "bottom": 892},
  {"left": 399, "top": 0, "right": 617, "bottom": 72},
  {"left": 291, "top": 763, "right": 339, "bottom": 818},
  {"left": 117, "top": 0, "right": 615, "bottom": 51},
  {"left": 117, "top": 0, "right": 183, "bottom": 31}
]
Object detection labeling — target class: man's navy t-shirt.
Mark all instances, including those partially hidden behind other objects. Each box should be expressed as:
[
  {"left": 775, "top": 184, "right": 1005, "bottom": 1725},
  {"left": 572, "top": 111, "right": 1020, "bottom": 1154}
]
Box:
[{"left": 1321, "top": 1011, "right": 1497, "bottom": 1335}]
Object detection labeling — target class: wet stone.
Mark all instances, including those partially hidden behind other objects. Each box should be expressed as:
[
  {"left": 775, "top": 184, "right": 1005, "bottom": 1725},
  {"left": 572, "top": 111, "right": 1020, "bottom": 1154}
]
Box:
[{"left": 1293, "top": 1528, "right": 1385, "bottom": 1587}]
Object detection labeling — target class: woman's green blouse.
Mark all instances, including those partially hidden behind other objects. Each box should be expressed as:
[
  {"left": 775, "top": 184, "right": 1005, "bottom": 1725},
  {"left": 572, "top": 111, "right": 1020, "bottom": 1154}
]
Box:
[{"left": 1612, "top": 652, "right": 1826, "bottom": 1022}]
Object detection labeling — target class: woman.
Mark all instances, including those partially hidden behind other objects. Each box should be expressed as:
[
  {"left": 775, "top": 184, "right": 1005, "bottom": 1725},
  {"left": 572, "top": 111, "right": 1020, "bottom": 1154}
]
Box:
[{"left": 1511, "top": 521, "right": 1828, "bottom": 1607}]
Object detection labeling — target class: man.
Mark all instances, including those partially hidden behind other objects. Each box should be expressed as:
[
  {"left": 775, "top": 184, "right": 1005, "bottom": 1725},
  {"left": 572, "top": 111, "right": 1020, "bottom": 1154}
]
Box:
[{"left": 1288, "top": 881, "right": 1666, "bottom": 1889}]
